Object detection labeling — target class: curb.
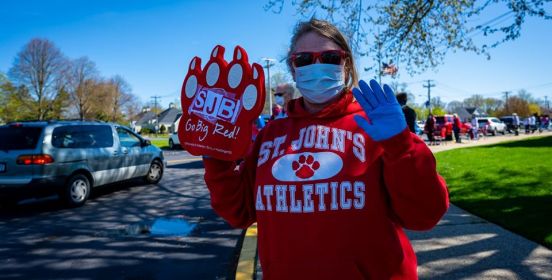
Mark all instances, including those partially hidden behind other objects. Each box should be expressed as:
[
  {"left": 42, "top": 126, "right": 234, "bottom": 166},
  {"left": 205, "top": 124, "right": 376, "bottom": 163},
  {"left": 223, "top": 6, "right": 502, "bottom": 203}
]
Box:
[{"left": 235, "top": 223, "right": 258, "bottom": 280}]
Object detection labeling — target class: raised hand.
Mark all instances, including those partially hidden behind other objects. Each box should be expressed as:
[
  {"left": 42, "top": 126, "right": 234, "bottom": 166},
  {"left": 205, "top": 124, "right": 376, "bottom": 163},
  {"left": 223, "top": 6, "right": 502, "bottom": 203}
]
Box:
[{"left": 352, "top": 79, "right": 406, "bottom": 141}]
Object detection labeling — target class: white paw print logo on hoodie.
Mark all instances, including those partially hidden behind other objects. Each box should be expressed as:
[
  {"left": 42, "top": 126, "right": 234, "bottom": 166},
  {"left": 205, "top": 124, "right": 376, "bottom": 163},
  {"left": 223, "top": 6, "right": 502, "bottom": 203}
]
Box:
[{"left": 272, "top": 152, "right": 343, "bottom": 182}]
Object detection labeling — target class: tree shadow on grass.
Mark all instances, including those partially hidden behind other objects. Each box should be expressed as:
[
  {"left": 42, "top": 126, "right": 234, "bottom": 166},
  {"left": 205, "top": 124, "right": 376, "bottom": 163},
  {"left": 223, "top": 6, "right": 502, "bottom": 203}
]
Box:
[
  {"left": 445, "top": 163, "right": 552, "bottom": 249},
  {"left": 454, "top": 195, "right": 552, "bottom": 249},
  {"left": 484, "top": 135, "right": 552, "bottom": 148}
]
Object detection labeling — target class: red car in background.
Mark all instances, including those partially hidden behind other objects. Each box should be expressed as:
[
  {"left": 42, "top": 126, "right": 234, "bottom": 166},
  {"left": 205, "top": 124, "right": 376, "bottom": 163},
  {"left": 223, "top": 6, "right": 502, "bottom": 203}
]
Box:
[
  {"left": 435, "top": 115, "right": 454, "bottom": 140},
  {"left": 434, "top": 114, "right": 471, "bottom": 140}
]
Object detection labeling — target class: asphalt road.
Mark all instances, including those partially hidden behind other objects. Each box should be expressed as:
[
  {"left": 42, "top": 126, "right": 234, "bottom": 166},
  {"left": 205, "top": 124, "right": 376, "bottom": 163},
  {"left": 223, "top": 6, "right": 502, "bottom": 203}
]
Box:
[{"left": 0, "top": 150, "right": 243, "bottom": 280}]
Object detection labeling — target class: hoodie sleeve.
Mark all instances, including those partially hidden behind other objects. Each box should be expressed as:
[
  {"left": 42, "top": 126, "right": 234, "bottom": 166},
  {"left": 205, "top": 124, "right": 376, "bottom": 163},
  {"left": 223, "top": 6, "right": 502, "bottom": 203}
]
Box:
[
  {"left": 202, "top": 131, "right": 264, "bottom": 229},
  {"left": 378, "top": 129, "right": 449, "bottom": 231}
]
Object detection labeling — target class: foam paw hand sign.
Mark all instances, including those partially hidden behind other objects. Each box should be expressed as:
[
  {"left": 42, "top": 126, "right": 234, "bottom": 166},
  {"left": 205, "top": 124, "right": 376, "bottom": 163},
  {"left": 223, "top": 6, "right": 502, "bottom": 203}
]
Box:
[{"left": 178, "top": 45, "right": 266, "bottom": 160}]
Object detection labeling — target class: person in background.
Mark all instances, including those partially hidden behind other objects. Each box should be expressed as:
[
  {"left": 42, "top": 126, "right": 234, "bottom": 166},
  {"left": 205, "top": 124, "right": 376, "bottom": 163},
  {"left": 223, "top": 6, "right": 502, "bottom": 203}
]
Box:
[
  {"left": 513, "top": 113, "right": 520, "bottom": 136},
  {"left": 396, "top": 92, "right": 417, "bottom": 133},
  {"left": 201, "top": 18, "right": 448, "bottom": 279},
  {"left": 270, "top": 83, "right": 295, "bottom": 120},
  {"left": 425, "top": 113, "right": 436, "bottom": 145},
  {"left": 529, "top": 114, "right": 536, "bottom": 133},
  {"left": 452, "top": 113, "right": 462, "bottom": 143},
  {"left": 471, "top": 116, "right": 479, "bottom": 140},
  {"left": 524, "top": 116, "right": 531, "bottom": 134},
  {"left": 534, "top": 113, "right": 541, "bottom": 133},
  {"left": 542, "top": 115, "right": 550, "bottom": 131}
]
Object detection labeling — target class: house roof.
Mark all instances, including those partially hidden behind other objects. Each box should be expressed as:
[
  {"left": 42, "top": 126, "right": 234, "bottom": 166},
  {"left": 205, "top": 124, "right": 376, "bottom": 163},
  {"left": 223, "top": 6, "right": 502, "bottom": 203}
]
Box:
[
  {"left": 157, "top": 107, "right": 182, "bottom": 124},
  {"left": 451, "top": 107, "right": 487, "bottom": 121},
  {"left": 135, "top": 111, "right": 156, "bottom": 126}
]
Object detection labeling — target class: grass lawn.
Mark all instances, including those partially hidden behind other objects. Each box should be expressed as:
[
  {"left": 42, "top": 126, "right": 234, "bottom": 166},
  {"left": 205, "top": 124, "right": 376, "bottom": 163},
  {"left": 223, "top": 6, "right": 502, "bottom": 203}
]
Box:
[
  {"left": 435, "top": 136, "right": 552, "bottom": 249},
  {"left": 146, "top": 137, "right": 169, "bottom": 149}
]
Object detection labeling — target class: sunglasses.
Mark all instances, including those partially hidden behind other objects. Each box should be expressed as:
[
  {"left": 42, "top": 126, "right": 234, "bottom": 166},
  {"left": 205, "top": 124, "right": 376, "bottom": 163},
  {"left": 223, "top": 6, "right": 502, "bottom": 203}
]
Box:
[{"left": 290, "top": 50, "right": 347, "bottom": 68}]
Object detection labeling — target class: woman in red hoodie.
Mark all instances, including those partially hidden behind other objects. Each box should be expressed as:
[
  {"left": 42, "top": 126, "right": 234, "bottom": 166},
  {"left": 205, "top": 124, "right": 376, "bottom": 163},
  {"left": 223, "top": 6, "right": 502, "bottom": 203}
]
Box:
[{"left": 203, "top": 19, "right": 449, "bottom": 279}]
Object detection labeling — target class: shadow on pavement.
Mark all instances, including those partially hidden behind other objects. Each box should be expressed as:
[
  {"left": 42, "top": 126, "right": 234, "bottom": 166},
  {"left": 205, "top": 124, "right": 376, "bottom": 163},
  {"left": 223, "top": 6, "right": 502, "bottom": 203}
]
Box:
[
  {"left": 0, "top": 167, "right": 243, "bottom": 279},
  {"left": 408, "top": 205, "right": 552, "bottom": 279},
  {"left": 168, "top": 160, "right": 204, "bottom": 170}
]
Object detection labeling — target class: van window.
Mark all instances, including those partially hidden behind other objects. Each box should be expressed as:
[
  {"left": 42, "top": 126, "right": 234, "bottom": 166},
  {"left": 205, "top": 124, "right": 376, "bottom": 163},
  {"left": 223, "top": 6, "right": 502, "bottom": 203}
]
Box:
[
  {"left": 52, "top": 125, "right": 114, "bottom": 148},
  {"left": 117, "top": 127, "right": 141, "bottom": 148},
  {"left": 0, "top": 126, "right": 43, "bottom": 150}
]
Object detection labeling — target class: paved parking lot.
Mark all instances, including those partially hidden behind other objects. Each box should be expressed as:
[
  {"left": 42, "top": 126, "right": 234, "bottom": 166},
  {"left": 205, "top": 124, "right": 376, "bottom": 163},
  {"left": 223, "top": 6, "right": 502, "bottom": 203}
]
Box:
[{"left": 0, "top": 152, "right": 242, "bottom": 280}]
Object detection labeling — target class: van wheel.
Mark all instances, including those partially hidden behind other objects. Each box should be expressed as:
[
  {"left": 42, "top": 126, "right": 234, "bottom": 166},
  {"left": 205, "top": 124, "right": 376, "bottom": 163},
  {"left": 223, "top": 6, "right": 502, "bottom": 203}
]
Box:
[
  {"left": 145, "top": 160, "right": 163, "bottom": 184},
  {"left": 63, "top": 174, "right": 90, "bottom": 207},
  {"left": 169, "top": 139, "right": 174, "bottom": 150},
  {"left": 0, "top": 198, "right": 19, "bottom": 209}
]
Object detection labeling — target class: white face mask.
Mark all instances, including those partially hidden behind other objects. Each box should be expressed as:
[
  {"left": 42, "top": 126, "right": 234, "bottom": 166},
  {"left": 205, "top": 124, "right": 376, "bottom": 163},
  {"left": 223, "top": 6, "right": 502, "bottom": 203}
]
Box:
[
  {"left": 295, "top": 64, "right": 345, "bottom": 104},
  {"left": 274, "top": 95, "right": 284, "bottom": 106}
]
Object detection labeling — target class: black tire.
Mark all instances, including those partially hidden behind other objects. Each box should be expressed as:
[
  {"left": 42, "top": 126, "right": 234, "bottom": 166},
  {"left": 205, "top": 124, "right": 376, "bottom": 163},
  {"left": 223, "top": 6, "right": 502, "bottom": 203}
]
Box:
[
  {"left": 169, "top": 139, "right": 174, "bottom": 150},
  {"left": 0, "top": 198, "right": 19, "bottom": 209},
  {"left": 492, "top": 128, "right": 497, "bottom": 136},
  {"left": 145, "top": 160, "right": 163, "bottom": 184},
  {"left": 63, "top": 174, "right": 90, "bottom": 207}
]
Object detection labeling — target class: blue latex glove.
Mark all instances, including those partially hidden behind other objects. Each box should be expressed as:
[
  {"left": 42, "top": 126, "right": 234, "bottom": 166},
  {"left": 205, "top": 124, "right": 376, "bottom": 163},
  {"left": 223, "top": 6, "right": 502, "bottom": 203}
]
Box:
[{"left": 352, "top": 79, "right": 407, "bottom": 141}]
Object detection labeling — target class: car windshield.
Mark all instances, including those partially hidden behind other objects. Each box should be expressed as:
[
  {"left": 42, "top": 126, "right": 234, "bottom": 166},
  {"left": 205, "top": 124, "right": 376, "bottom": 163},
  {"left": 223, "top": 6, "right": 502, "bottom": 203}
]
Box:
[
  {"left": 435, "top": 117, "right": 445, "bottom": 124},
  {"left": 0, "top": 126, "right": 43, "bottom": 150}
]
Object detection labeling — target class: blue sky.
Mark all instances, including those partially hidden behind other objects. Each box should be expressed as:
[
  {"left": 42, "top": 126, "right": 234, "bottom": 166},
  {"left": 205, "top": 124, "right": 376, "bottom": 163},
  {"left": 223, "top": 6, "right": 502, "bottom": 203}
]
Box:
[{"left": 1, "top": 0, "right": 551, "bottom": 108}]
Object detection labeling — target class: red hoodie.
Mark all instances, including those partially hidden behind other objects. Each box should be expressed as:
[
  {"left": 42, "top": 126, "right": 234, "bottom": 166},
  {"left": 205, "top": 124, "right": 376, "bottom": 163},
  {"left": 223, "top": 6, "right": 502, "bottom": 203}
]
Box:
[{"left": 203, "top": 90, "right": 449, "bottom": 279}]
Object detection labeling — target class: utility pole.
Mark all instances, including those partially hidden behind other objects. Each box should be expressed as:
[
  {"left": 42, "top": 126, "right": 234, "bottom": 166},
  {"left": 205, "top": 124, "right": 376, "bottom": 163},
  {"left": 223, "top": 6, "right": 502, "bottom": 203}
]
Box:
[
  {"left": 151, "top": 96, "right": 162, "bottom": 136},
  {"left": 503, "top": 91, "right": 511, "bottom": 113},
  {"left": 423, "top": 80, "right": 435, "bottom": 114},
  {"left": 545, "top": 96, "right": 549, "bottom": 111},
  {"left": 261, "top": 58, "right": 276, "bottom": 114}
]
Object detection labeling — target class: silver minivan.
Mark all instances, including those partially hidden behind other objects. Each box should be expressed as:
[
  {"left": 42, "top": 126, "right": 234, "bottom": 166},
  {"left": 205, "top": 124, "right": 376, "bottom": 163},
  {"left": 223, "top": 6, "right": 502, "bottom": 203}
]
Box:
[{"left": 0, "top": 121, "right": 165, "bottom": 207}]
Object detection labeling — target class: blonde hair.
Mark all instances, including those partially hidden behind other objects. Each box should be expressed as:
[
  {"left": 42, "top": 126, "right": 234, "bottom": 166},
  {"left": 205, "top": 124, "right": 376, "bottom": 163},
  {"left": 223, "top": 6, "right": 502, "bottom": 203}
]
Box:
[{"left": 287, "top": 18, "right": 359, "bottom": 90}]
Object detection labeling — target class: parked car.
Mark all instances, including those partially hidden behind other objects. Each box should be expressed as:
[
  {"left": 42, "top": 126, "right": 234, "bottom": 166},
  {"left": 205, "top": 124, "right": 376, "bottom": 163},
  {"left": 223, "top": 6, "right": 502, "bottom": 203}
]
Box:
[
  {"left": 499, "top": 116, "right": 517, "bottom": 133},
  {"left": 415, "top": 120, "right": 424, "bottom": 135},
  {"left": 0, "top": 120, "right": 165, "bottom": 207},
  {"left": 169, "top": 132, "right": 181, "bottom": 149},
  {"left": 477, "top": 117, "right": 506, "bottom": 135},
  {"left": 435, "top": 115, "right": 454, "bottom": 141}
]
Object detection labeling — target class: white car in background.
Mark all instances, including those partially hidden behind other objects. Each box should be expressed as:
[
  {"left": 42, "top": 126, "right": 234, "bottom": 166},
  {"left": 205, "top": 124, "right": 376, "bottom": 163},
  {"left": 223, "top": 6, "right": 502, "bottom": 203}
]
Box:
[
  {"left": 477, "top": 117, "right": 506, "bottom": 135},
  {"left": 168, "top": 132, "right": 181, "bottom": 149}
]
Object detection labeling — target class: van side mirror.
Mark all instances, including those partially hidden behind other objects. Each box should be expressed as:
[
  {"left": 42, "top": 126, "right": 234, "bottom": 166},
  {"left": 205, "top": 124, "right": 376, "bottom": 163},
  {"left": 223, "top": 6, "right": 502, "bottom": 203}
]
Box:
[{"left": 142, "top": 139, "right": 151, "bottom": 146}]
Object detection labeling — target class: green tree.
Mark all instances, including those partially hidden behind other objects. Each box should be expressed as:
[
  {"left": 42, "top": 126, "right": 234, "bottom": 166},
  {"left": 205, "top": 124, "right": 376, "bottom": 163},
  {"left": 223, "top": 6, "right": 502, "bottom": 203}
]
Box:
[
  {"left": 432, "top": 106, "right": 447, "bottom": 116},
  {"left": 499, "top": 96, "right": 530, "bottom": 116},
  {"left": 266, "top": 0, "right": 552, "bottom": 75},
  {"left": 8, "top": 38, "right": 70, "bottom": 120},
  {"left": 0, "top": 73, "right": 35, "bottom": 122}
]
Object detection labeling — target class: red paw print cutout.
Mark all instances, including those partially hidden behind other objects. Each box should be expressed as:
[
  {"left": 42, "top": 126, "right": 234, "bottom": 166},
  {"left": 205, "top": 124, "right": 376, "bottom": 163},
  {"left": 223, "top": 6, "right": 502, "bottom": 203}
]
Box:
[
  {"left": 178, "top": 45, "right": 266, "bottom": 160},
  {"left": 292, "top": 154, "right": 320, "bottom": 179}
]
